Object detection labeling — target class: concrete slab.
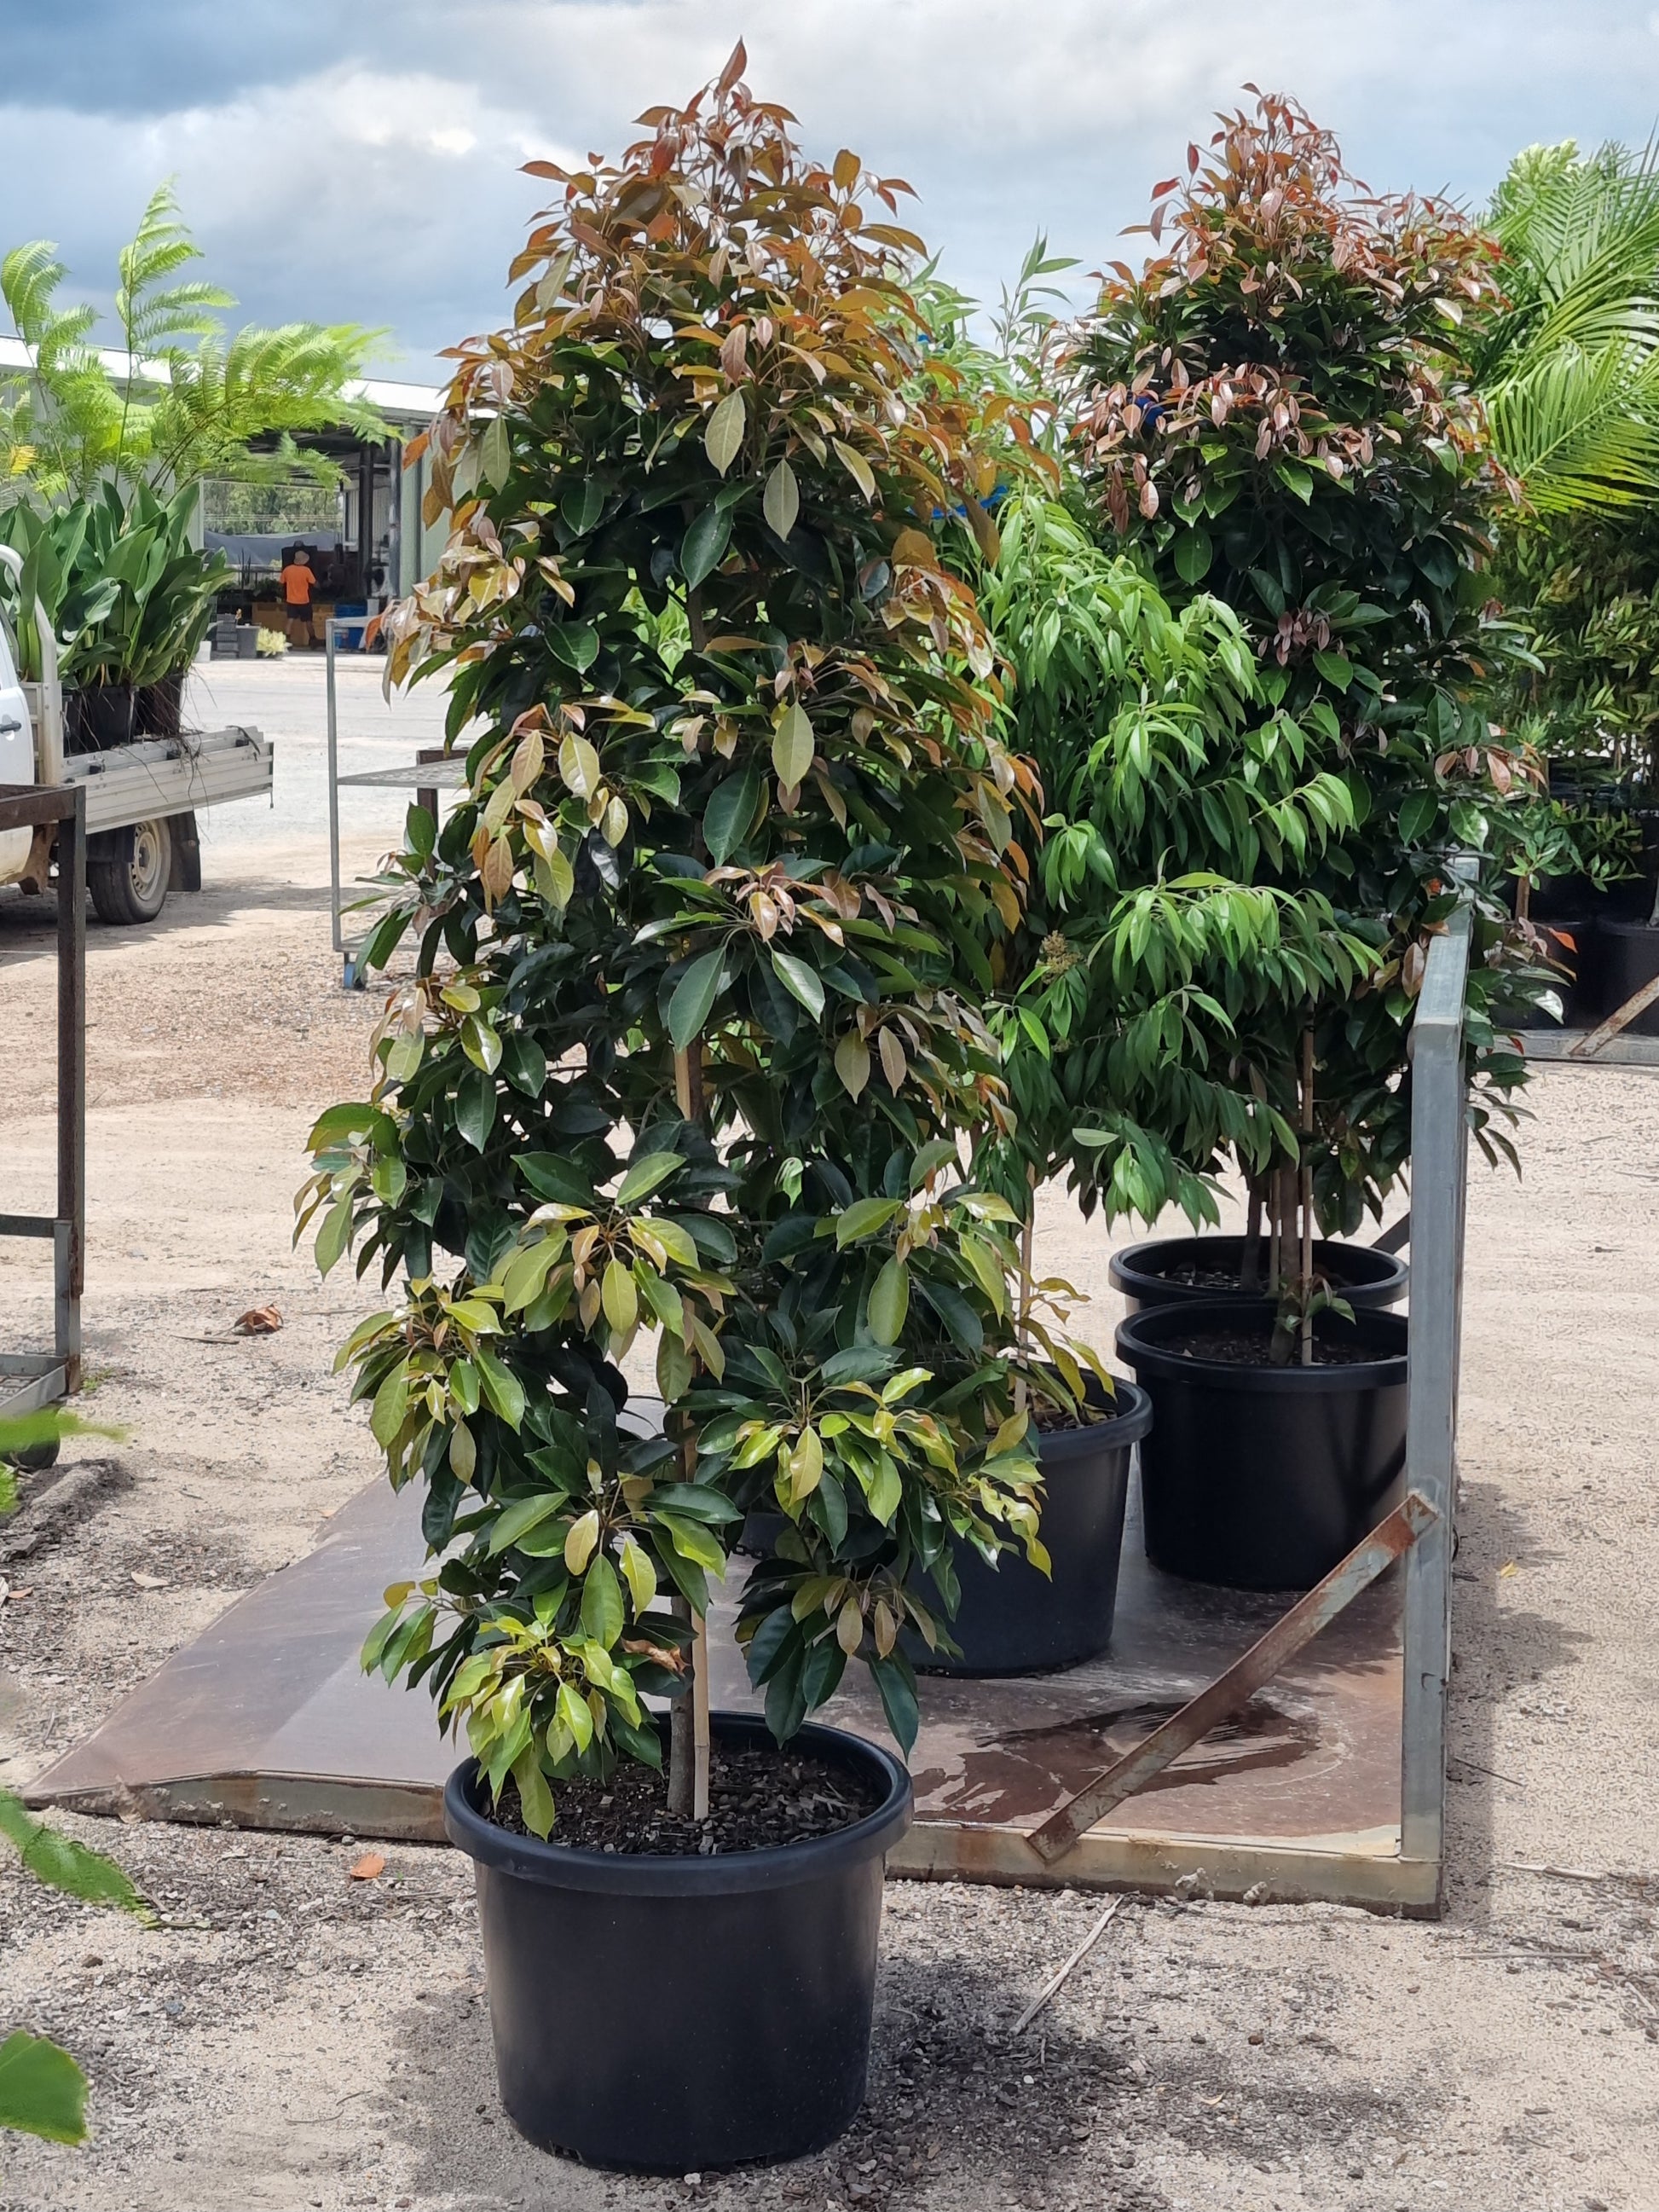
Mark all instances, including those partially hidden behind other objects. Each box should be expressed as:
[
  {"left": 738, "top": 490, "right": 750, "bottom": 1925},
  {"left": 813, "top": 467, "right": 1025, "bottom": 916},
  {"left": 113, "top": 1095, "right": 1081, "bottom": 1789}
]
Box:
[{"left": 29, "top": 1450, "right": 1408, "bottom": 1902}]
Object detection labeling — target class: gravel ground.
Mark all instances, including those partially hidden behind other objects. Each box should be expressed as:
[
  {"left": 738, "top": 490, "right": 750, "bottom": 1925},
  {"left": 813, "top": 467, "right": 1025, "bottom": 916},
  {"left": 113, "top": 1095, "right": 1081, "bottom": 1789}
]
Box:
[{"left": 1, "top": 657, "right": 1656, "bottom": 2212}]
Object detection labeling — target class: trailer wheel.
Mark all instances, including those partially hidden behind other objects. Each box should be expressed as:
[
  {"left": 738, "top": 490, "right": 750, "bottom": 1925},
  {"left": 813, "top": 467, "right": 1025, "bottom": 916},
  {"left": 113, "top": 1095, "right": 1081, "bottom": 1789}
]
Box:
[
  {"left": 5, "top": 1435, "right": 60, "bottom": 1473},
  {"left": 89, "top": 817, "right": 172, "bottom": 926}
]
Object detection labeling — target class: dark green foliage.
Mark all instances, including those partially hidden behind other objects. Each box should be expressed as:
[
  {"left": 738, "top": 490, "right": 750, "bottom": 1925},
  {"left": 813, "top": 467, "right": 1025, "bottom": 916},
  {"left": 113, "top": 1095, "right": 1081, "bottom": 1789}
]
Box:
[{"left": 301, "top": 56, "right": 1107, "bottom": 1833}]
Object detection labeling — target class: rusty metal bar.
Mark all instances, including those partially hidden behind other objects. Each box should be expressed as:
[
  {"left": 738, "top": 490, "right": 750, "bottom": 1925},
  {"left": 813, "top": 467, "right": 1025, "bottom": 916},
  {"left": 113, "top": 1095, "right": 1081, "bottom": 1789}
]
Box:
[
  {"left": 1028, "top": 1491, "right": 1439, "bottom": 1867},
  {"left": 1569, "top": 970, "right": 1659, "bottom": 1059},
  {"left": 0, "top": 785, "right": 80, "bottom": 831}
]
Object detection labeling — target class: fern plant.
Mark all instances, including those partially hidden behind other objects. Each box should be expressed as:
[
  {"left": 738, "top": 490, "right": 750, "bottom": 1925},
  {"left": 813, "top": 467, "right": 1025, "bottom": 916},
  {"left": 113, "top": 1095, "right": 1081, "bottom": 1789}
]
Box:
[{"left": 0, "top": 181, "right": 384, "bottom": 506}]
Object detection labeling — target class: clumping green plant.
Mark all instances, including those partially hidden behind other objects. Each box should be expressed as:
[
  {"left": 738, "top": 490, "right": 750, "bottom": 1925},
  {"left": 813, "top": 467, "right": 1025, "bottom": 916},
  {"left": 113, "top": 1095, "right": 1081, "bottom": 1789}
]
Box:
[
  {"left": 0, "top": 482, "right": 228, "bottom": 697},
  {"left": 0, "top": 1413, "right": 151, "bottom": 2151},
  {"left": 299, "top": 51, "right": 1102, "bottom": 1833},
  {"left": 978, "top": 485, "right": 1379, "bottom": 1254}
]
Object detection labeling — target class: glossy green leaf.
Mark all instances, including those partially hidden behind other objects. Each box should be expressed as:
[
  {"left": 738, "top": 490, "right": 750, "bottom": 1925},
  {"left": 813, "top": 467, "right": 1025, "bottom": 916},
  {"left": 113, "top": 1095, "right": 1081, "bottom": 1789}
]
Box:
[
  {"left": 705, "top": 390, "right": 746, "bottom": 475},
  {"left": 615, "top": 1152, "right": 685, "bottom": 1207},
  {"left": 771, "top": 949, "right": 824, "bottom": 1019},
  {"left": 1172, "top": 524, "right": 1212, "bottom": 583},
  {"left": 835, "top": 1196, "right": 901, "bottom": 1246},
  {"left": 454, "top": 1067, "right": 495, "bottom": 1152},
  {"left": 668, "top": 947, "right": 726, "bottom": 1051},
  {"left": 772, "top": 702, "right": 813, "bottom": 789},
  {"left": 702, "top": 762, "right": 761, "bottom": 864},
  {"left": 680, "top": 504, "right": 733, "bottom": 590},
  {"left": 763, "top": 456, "right": 800, "bottom": 539},
  {"left": 488, "top": 1490, "right": 564, "bottom": 1555},
  {"left": 867, "top": 1256, "right": 909, "bottom": 1346},
  {"left": 473, "top": 1346, "right": 526, "bottom": 1430},
  {"left": 0, "top": 2031, "right": 87, "bottom": 2145},
  {"left": 580, "top": 1553, "right": 625, "bottom": 1647}
]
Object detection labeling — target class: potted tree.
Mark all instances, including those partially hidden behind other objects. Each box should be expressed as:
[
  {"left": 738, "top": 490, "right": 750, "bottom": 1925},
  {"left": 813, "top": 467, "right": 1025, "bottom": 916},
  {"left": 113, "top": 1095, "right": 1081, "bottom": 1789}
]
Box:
[
  {"left": 300, "top": 51, "right": 1055, "bottom": 2173},
  {"left": 1070, "top": 95, "right": 1529, "bottom": 1586}
]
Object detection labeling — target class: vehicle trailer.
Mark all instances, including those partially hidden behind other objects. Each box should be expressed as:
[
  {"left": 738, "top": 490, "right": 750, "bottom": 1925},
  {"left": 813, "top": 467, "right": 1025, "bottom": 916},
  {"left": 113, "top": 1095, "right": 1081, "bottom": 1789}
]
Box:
[{"left": 0, "top": 545, "right": 272, "bottom": 924}]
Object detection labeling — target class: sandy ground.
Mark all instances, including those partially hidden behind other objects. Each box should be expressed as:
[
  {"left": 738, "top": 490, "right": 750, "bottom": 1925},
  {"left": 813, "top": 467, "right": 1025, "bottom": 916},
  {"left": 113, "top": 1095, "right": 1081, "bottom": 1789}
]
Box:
[{"left": 1, "top": 655, "right": 1656, "bottom": 2212}]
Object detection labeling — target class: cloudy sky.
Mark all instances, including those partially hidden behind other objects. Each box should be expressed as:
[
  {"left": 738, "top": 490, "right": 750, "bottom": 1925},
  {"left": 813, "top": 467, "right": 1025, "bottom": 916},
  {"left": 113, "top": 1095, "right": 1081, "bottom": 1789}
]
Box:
[{"left": 6, "top": 1, "right": 1659, "bottom": 386}]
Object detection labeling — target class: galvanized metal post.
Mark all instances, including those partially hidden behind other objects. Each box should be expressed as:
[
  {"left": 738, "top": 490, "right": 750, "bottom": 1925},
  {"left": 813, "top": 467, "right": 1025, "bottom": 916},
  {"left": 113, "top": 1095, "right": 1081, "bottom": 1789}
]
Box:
[
  {"left": 55, "top": 785, "right": 85, "bottom": 1393},
  {"left": 1398, "top": 895, "right": 1473, "bottom": 1896},
  {"left": 326, "top": 618, "right": 343, "bottom": 958}
]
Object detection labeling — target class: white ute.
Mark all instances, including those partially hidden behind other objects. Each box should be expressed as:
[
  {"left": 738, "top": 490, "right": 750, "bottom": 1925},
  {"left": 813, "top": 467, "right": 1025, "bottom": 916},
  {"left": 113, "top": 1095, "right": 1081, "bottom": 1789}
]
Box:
[{"left": 0, "top": 543, "right": 272, "bottom": 923}]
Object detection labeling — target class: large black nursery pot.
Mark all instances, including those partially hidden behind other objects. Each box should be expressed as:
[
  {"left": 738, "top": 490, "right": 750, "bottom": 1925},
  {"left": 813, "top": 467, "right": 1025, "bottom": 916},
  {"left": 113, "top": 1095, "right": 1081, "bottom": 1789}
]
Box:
[
  {"left": 1114, "top": 1298, "right": 1408, "bottom": 1591},
  {"left": 66, "top": 681, "right": 136, "bottom": 751},
  {"left": 1533, "top": 915, "right": 1600, "bottom": 1028},
  {"left": 1596, "top": 918, "right": 1659, "bottom": 1037},
  {"left": 912, "top": 1381, "right": 1152, "bottom": 1676},
  {"left": 136, "top": 667, "right": 186, "bottom": 739},
  {"left": 444, "top": 1714, "right": 912, "bottom": 2174},
  {"left": 1109, "top": 1234, "right": 1407, "bottom": 1317}
]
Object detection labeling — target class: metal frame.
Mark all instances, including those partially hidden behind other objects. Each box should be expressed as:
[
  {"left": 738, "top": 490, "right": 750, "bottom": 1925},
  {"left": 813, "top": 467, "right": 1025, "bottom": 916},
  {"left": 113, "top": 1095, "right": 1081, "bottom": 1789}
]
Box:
[
  {"left": 888, "top": 900, "right": 1476, "bottom": 1914},
  {"left": 0, "top": 783, "right": 85, "bottom": 1422},
  {"left": 324, "top": 613, "right": 463, "bottom": 982},
  {"left": 1396, "top": 892, "right": 1472, "bottom": 1906}
]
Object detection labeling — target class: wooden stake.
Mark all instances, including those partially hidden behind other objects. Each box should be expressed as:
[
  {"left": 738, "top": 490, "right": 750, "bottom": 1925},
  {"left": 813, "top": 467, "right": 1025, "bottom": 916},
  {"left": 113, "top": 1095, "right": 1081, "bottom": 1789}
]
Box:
[
  {"left": 691, "top": 1610, "right": 711, "bottom": 1821},
  {"left": 1299, "top": 1031, "right": 1315, "bottom": 1369},
  {"left": 1011, "top": 1897, "right": 1122, "bottom": 2036},
  {"left": 1013, "top": 1166, "right": 1036, "bottom": 1416},
  {"left": 668, "top": 1043, "right": 710, "bottom": 1821}
]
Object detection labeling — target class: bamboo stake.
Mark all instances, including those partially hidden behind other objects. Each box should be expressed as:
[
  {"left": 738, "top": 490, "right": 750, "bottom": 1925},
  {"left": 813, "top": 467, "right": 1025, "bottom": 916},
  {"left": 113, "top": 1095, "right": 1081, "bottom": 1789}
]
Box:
[
  {"left": 1013, "top": 1165, "right": 1036, "bottom": 1416},
  {"left": 668, "top": 1043, "right": 710, "bottom": 1821},
  {"left": 1299, "top": 1031, "right": 1315, "bottom": 1369},
  {"left": 1010, "top": 1897, "right": 1123, "bottom": 2036},
  {"left": 691, "top": 1610, "right": 711, "bottom": 1821}
]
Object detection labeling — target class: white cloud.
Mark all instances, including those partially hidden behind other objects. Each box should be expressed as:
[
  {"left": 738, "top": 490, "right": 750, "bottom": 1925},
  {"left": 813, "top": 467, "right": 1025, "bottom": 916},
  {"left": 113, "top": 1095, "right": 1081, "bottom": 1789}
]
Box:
[{"left": 3, "top": 2, "right": 1657, "bottom": 373}]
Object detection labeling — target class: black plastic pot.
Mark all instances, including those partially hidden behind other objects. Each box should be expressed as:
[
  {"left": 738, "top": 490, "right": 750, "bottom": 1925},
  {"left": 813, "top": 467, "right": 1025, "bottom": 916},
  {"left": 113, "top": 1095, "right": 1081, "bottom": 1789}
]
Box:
[
  {"left": 911, "top": 1381, "right": 1152, "bottom": 1676},
  {"left": 1496, "top": 914, "right": 1602, "bottom": 1028},
  {"left": 66, "top": 682, "right": 136, "bottom": 751},
  {"left": 1596, "top": 918, "right": 1659, "bottom": 1036},
  {"left": 443, "top": 1714, "right": 912, "bottom": 2173},
  {"left": 136, "top": 668, "right": 186, "bottom": 738},
  {"left": 1108, "top": 1235, "right": 1407, "bottom": 1317},
  {"left": 1114, "top": 1299, "right": 1408, "bottom": 1591}
]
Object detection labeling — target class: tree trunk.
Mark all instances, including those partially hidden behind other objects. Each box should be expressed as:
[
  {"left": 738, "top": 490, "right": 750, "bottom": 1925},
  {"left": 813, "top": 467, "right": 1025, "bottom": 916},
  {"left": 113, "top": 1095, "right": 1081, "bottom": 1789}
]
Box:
[{"left": 1241, "top": 1181, "right": 1264, "bottom": 1293}]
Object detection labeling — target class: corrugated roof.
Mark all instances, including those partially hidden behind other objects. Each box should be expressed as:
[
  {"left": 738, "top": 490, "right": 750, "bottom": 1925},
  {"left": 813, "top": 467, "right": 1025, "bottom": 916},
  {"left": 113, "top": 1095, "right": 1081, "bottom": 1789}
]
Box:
[{"left": 0, "top": 335, "right": 442, "bottom": 424}]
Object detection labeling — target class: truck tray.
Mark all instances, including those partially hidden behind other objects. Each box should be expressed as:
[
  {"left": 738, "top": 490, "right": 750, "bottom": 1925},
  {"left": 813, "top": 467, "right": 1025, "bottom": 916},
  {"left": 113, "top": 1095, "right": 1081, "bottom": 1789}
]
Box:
[{"left": 58, "top": 726, "right": 271, "bottom": 835}]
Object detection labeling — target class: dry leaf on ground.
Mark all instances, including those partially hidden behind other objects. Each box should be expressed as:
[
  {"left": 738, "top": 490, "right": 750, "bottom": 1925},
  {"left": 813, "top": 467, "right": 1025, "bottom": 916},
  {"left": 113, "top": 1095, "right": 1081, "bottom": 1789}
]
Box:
[
  {"left": 233, "top": 1306, "right": 282, "bottom": 1335},
  {"left": 349, "top": 1851, "right": 387, "bottom": 1880}
]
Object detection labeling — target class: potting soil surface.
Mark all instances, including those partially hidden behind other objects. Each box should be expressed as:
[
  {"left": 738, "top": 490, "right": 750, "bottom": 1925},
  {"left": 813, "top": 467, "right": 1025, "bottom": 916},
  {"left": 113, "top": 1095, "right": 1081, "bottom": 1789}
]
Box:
[
  {"left": 1157, "top": 1328, "right": 1390, "bottom": 1368},
  {"left": 489, "top": 1737, "right": 886, "bottom": 1853}
]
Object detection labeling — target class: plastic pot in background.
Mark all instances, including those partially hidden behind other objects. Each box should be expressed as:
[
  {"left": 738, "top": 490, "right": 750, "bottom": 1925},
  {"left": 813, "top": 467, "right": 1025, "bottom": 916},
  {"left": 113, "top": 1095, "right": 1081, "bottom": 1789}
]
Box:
[
  {"left": 1108, "top": 1235, "right": 1407, "bottom": 1317},
  {"left": 1596, "top": 918, "right": 1659, "bottom": 1036},
  {"left": 66, "top": 682, "right": 136, "bottom": 751},
  {"left": 136, "top": 667, "right": 186, "bottom": 738},
  {"left": 444, "top": 1715, "right": 912, "bottom": 2174},
  {"left": 1114, "top": 1299, "right": 1408, "bottom": 1591},
  {"left": 910, "top": 1381, "right": 1153, "bottom": 1676},
  {"left": 1497, "top": 915, "right": 1602, "bottom": 1029}
]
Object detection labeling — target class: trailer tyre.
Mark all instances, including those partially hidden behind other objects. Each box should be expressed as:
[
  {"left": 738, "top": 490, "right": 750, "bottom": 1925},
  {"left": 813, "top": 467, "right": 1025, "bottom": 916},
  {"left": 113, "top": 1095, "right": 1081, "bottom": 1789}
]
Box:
[
  {"left": 89, "top": 817, "right": 172, "bottom": 926},
  {"left": 5, "top": 1436, "right": 60, "bottom": 1473}
]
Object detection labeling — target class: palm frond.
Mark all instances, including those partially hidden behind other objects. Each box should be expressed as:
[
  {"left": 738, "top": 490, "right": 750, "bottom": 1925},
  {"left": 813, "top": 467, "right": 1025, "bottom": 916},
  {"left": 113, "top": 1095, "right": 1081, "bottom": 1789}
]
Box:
[{"left": 1481, "top": 136, "right": 1659, "bottom": 514}]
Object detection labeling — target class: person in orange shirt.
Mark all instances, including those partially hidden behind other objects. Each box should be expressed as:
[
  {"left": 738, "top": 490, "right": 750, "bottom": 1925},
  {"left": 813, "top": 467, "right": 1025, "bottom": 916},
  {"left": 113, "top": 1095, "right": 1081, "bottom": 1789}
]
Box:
[{"left": 278, "top": 547, "right": 315, "bottom": 650}]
